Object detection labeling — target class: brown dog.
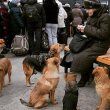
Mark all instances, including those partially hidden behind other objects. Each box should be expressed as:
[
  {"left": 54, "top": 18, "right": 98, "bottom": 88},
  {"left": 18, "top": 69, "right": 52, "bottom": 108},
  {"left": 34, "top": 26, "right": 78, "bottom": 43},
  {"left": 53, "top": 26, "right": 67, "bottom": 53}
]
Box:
[
  {"left": 92, "top": 67, "right": 110, "bottom": 110},
  {"left": 20, "top": 57, "right": 60, "bottom": 109},
  {"left": 22, "top": 43, "right": 64, "bottom": 87},
  {"left": 0, "top": 58, "right": 12, "bottom": 97},
  {"left": 0, "top": 39, "right": 5, "bottom": 53}
]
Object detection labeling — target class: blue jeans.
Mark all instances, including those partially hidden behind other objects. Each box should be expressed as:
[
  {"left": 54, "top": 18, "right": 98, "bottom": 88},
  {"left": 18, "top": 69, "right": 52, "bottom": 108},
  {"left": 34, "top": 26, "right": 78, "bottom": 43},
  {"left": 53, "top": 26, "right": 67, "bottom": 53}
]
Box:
[{"left": 45, "top": 23, "right": 58, "bottom": 45}]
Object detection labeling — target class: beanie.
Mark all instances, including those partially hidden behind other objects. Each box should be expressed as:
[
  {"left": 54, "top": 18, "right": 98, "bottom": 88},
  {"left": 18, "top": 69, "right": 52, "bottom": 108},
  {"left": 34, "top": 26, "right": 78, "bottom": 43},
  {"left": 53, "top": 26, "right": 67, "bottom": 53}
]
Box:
[
  {"left": 84, "top": 0, "right": 101, "bottom": 9},
  {"left": 11, "top": 0, "right": 20, "bottom": 4},
  {"left": 64, "top": 3, "right": 70, "bottom": 8}
]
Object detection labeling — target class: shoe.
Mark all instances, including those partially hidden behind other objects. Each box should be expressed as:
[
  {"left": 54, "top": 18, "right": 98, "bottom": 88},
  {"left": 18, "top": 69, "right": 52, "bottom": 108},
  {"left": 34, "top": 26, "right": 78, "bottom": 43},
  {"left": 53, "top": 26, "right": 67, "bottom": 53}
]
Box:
[
  {"left": 87, "top": 74, "right": 94, "bottom": 85},
  {"left": 78, "top": 74, "right": 89, "bottom": 87}
]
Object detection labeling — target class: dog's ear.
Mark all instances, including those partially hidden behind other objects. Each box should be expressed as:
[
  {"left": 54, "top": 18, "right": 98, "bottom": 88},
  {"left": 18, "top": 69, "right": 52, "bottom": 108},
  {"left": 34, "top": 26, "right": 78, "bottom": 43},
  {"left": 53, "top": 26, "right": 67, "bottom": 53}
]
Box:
[
  {"left": 103, "top": 66, "right": 108, "bottom": 74},
  {"left": 64, "top": 74, "right": 67, "bottom": 81}
]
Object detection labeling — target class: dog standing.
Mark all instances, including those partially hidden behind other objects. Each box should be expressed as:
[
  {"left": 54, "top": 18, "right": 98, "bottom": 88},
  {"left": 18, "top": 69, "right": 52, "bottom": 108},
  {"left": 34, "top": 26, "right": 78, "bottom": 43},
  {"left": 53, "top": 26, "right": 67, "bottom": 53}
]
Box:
[
  {"left": 93, "top": 67, "right": 110, "bottom": 110},
  {"left": 0, "top": 58, "right": 12, "bottom": 97},
  {"left": 63, "top": 73, "right": 78, "bottom": 110},
  {"left": 20, "top": 57, "right": 60, "bottom": 109},
  {"left": 22, "top": 43, "right": 64, "bottom": 87}
]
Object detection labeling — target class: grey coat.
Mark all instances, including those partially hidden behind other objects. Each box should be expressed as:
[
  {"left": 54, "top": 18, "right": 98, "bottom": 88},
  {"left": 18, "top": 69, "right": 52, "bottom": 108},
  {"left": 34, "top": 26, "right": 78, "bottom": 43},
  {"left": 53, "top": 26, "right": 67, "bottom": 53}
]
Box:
[{"left": 61, "top": 5, "right": 110, "bottom": 74}]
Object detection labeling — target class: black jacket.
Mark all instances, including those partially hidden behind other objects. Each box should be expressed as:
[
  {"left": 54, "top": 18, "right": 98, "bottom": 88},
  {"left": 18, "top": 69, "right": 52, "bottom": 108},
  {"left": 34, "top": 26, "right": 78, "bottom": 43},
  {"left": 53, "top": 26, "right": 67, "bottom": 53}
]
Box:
[
  {"left": 43, "top": 0, "right": 59, "bottom": 24},
  {"left": 9, "top": 2, "right": 24, "bottom": 34},
  {"left": 22, "top": 0, "right": 46, "bottom": 28}
]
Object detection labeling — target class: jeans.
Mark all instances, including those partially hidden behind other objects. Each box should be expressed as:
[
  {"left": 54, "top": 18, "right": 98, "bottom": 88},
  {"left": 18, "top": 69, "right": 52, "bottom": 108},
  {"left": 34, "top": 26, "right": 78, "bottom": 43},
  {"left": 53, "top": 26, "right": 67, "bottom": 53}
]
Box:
[
  {"left": 28, "top": 27, "right": 42, "bottom": 55},
  {"left": 45, "top": 23, "right": 58, "bottom": 45}
]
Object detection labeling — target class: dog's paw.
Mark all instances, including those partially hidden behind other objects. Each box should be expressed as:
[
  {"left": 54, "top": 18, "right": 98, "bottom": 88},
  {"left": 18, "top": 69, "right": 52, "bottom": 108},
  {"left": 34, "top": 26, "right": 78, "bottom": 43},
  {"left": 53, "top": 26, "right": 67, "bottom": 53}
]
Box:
[
  {"left": 27, "top": 84, "right": 31, "bottom": 87},
  {"left": 95, "top": 106, "right": 100, "bottom": 110},
  {"left": 52, "top": 100, "right": 58, "bottom": 104}
]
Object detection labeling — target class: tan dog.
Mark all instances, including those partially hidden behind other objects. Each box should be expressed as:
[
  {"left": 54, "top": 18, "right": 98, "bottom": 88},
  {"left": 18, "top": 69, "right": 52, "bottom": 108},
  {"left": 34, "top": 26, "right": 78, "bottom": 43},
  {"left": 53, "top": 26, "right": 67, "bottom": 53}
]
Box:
[
  {"left": 20, "top": 57, "right": 60, "bottom": 109},
  {"left": 22, "top": 43, "right": 64, "bottom": 87},
  {"left": 0, "top": 58, "right": 12, "bottom": 97},
  {"left": 92, "top": 67, "right": 110, "bottom": 110},
  {"left": 0, "top": 39, "right": 5, "bottom": 53}
]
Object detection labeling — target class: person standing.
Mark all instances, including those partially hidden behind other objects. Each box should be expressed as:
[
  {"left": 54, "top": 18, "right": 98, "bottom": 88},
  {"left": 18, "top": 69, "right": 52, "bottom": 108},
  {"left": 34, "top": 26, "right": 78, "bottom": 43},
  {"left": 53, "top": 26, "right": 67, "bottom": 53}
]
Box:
[
  {"left": 9, "top": 0, "right": 24, "bottom": 49},
  {"left": 43, "top": 0, "right": 59, "bottom": 46},
  {"left": 56, "top": 0, "right": 67, "bottom": 45},
  {"left": 72, "top": 3, "right": 83, "bottom": 36},
  {"left": 64, "top": 3, "right": 74, "bottom": 38},
  {"left": 22, "top": 0, "right": 46, "bottom": 56},
  {"left": 0, "top": 0, "right": 10, "bottom": 53}
]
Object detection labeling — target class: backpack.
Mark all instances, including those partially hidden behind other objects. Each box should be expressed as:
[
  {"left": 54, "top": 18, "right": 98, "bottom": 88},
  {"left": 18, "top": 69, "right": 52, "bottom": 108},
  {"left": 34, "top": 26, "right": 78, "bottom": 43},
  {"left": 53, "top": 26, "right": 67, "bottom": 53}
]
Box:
[
  {"left": 11, "top": 34, "right": 29, "bottom": 56},
  {"left": 25, "top": 4, "right": 39, "bottom": 22},
  {"left": 41, "top": 31, "right": 50, "bottom": 52}
]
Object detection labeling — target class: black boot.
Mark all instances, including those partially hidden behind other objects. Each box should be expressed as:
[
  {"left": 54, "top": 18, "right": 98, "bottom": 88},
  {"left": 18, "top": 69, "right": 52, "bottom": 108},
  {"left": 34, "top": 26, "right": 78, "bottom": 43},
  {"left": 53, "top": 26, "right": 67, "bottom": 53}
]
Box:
[
  {"left": 78, "top": 74, "right": 89, "bottom": 87},
  {"left": 87, "top": 73, "right": 94, "bottom": 85}
]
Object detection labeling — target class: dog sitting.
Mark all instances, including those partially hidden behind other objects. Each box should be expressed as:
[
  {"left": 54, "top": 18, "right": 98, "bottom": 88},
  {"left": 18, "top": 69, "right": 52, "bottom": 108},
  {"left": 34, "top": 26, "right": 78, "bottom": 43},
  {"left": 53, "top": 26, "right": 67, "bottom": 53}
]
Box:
[
  {"left": 20, "top": 57, "right": 60, "bottom": 109},
  {"left": 0, "top": 58, "right": 12, "bottom": 97},
  {"left": 63, "top": 73, "right": 78, "bottom": 110},
  {"left": 92, "top": 67, "right": 110, "bottom": 110},
  {"left": 22, "top": 43, "right": 64, "bottom": 87},
  {"left": 0, "top": 39, "right": 5, "bottom": 58}
]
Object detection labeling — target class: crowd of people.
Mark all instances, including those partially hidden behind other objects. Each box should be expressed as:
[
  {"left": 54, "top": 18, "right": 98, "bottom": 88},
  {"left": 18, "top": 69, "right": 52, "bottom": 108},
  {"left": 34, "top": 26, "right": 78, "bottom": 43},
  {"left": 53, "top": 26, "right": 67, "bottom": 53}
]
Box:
[{"left": 0, "top": 0, "right": 88, "bottom": 56}]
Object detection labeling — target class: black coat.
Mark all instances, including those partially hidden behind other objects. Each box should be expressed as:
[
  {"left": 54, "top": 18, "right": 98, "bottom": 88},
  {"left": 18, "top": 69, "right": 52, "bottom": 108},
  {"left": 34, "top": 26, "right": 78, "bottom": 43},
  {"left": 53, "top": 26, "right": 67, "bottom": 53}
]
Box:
[
  {"left": 64, "top": 7, "right": 73, "bottom": 37},
  {"left": 22, "top": 0, "right": 46, "bottom": 28},
  {"left": 43, "top": 0, "right": 59, "bottom": 24},
  {"left": 9, "top": 2, "right": 24, "bottom": 35},
  {"left": 61, "top": 5, "right": 110, "bottom": 74}
]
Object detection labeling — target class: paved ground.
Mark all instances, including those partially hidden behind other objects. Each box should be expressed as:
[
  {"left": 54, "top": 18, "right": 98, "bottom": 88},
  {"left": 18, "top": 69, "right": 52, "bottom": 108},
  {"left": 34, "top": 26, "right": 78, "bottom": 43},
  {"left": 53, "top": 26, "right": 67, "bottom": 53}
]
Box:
[{"left": 0, "top": 37, "right": 109, "bottom": 110}]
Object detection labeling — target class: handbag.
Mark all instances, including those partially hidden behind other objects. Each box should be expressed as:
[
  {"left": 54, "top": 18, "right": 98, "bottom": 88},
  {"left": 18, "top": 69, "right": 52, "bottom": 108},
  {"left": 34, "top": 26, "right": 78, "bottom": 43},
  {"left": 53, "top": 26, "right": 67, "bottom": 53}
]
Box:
[
  {"left": 69, "top": 32, "right": 94, "bottom": 53},
  {"left": 41, "top": 31, "right": 50, "bottom": 52}
]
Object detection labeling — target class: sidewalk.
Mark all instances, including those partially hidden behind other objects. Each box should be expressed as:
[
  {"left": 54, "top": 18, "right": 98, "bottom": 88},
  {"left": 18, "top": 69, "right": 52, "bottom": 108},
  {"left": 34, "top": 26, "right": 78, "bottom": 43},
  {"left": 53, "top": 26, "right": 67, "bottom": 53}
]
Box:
[{"left": 0, "top": 37, "right": 103, "bottom": 110}]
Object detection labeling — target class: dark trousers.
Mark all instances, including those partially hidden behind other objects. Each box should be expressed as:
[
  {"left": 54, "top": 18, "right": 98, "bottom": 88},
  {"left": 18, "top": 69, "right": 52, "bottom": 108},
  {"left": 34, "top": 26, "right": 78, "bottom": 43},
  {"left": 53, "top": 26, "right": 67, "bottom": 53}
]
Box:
[
  {"left": 72, "top": 26, "right": 77, "bottom": 37},
  {"left": 28, "top": 27, "right": 42, "bottom": 55}
]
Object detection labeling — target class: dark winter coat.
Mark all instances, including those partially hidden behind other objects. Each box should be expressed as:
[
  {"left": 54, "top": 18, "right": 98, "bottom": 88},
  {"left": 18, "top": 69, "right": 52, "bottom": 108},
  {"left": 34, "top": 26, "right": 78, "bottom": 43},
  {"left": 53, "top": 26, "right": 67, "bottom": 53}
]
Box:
[
  {"left": 9, "top": 2, "right": 24, "bottom": 35},
  {"left": 72, "top": 3, "right": 83, "bottom": 26},
  {"left": 22, "top": 0, "right": 46, "bottom": 28},
  {"left": 43, "top": 0, "right": 59, "bottom": 24},
  {"left": 61, "top": 5, "right": 110, "bottom": 74},
  {"left": 64, "top": 7, "right": 73, "bottom": 37},
  {"left": 1, "top": 4, "right": 9, "bottom": 36}
]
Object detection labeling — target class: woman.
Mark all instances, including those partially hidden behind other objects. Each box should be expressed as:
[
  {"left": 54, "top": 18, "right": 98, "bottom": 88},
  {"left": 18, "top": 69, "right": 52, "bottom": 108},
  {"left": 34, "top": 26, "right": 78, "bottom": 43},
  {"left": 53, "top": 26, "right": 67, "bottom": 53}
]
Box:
[
  {"left": 56, "top": 0, "right": 67, "bottom": 45},
  {"left": 61, "top": 0, "right": 110, "bottom": 87},
  {"left": 9, "top": 0, "right": 24, "bottom": 48},
  {"left": 72, "top": 3, "right": 83, "bottom": 36},
  {"left": 43, "top": 0, "right": 59, "bottom": 46}
]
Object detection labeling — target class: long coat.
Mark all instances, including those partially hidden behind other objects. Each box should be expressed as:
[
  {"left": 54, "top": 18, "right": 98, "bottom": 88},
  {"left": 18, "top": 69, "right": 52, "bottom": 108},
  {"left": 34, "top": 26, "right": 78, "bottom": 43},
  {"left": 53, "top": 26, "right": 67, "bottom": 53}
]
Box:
[
  {"left": 61, "top": 5, "right": 110, "bottom": 74},
  {"left": 72, "top": 3, "right": 83, "bottom": 26}
]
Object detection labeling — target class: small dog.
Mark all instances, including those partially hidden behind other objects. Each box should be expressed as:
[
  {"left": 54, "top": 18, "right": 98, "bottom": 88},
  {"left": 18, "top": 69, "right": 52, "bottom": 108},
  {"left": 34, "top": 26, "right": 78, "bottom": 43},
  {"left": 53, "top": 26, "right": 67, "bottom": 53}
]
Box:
[
  {"left": 0, "top": 39, "right": 5, "bottom": 53},
  {"left": 92, "top": 67, "right": 110, "bottom": 110},
  {"left": 63, "top": 73, "right": 78, "bottom": 110},
  {"left": 22, "top": 43, "right": 64, "bottom": 87},
  {"left": 20, "top": 57, "right": 60, "bottom": 109},
  {"left": 0, "top": 58, "right": 12, "bottom": 97}
]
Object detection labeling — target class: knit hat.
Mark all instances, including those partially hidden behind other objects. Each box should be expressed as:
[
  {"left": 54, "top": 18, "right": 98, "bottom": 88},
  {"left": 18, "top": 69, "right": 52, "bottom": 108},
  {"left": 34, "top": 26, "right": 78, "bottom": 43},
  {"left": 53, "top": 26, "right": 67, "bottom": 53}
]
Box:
[
  {"left": 64, "top": 3, "right": 70, "bottom": 8},
  {"left": 84, "top": 0, "right": 101, "bottom": 9},
  {"left": 11, "top": 0, "right": 20, "bottom": 4}
]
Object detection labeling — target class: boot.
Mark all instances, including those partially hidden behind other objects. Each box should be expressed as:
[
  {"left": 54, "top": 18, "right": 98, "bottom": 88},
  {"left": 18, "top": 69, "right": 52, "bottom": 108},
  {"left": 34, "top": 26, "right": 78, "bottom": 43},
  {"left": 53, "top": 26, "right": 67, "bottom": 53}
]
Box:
[
  {"left": 78, "top": 74, "right": 89, "bottom": 87},
  {"left": 87, "top": 73, "right": 94, "bottom": 85}
]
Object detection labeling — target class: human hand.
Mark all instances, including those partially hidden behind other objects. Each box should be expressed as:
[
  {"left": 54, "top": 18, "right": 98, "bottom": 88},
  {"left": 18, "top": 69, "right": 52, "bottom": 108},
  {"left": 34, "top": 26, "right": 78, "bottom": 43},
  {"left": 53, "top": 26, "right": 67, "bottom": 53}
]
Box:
[
  {"left": 77, "top": 25, "right": 85, "bottom": 32},
  {"left": 42, "top": 28, "right": 45, "bottom": 31}
]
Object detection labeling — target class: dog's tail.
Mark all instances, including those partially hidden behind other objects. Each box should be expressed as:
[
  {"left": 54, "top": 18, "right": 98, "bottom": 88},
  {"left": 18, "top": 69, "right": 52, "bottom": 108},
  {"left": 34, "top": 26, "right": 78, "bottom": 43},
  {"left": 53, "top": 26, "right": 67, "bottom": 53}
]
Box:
[{"left": 20, "top": 99, "right": 32, "bottom": 107}]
